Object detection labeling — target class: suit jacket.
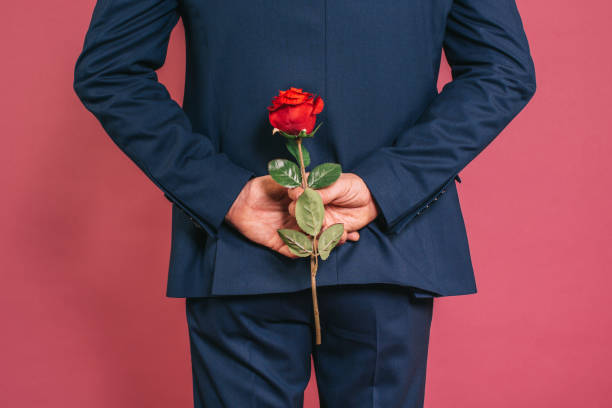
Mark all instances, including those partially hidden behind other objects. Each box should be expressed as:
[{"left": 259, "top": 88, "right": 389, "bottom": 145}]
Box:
[{"left": 73, "top": 0, "right": 536, "bottom": 298}]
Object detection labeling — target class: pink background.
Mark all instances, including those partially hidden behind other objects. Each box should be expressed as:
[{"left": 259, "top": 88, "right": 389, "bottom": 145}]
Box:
[{"left": 2, "top": 1, "right": 611, "bottom": 406}]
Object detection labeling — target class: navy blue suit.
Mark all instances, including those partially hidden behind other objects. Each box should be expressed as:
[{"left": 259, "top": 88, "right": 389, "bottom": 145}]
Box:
[{"left": 74, "top": 0, "right": 535, "bottom": 406}]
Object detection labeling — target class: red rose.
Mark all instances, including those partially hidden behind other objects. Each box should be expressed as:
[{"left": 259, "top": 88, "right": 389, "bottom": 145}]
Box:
[{"left": 267, "top": 87, "right": 324, "bottom": 135}]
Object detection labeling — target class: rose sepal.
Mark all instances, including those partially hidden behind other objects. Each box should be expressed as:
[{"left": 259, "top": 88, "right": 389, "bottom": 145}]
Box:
[
  {"left": 306, "top": 122, "right": 323, "bottom": 138},
  {"left": 272, "top": 121, "right": 323, "bottom": 139}
]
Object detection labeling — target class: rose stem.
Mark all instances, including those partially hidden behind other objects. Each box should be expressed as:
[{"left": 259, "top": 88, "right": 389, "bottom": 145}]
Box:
[
  {"left": 297, "top": 137, "right": 322, "bottom": 345},
  {"left": 311, "top": 240, "right": 321, "bottom": 345},
  {"left": 297, "top": 137, "right": 307, "bottom": 190}
]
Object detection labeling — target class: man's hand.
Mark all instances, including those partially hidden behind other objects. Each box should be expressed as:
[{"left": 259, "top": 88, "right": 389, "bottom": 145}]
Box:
[
  {"left": 287, "top": 173, "right": 380, "bottom": 240},
  {"left": 225, "top": 175, "right": 362, "bottom": 259}
]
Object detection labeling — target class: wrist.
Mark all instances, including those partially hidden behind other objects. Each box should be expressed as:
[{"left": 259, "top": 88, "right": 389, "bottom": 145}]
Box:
[{"left": 226, "top": 177, "right": 252, "bottom": 224}]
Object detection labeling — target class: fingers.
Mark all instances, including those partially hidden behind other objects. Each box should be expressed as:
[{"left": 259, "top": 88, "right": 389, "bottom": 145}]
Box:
[
  {"left": 347, "top": 231, "right": 360, "bottom": 241},
  {"left": 287, "top": 178, "right": 347, "bottom": 206},
  {"left": 285, "top": 204, "right": 361, "bottom": 243},
  {"left": 337, "top": 229, "right": 360, "bottom": 245},
  {"left": 287, "top": 186, "right": 303, "bottom": 201},
  {"left": 288, "top": 200, "right": 296, "bottom": 217},
  {"left": 277, "top": 245, "right": 299, "bottom": 259},
  {"left": 319, "top": 184, "right": 343, "bottom": 205}
]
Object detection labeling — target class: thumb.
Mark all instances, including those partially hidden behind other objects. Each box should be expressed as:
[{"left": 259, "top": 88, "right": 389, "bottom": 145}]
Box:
[
  {"left": 316, "top": 180, "right": 347, "bottom": 205},
  {"left": 287, "top": 186, "right": 304, "bottom": 201},
  {"left": 288, "top": 177, "right": 345, "bottom": 205}
]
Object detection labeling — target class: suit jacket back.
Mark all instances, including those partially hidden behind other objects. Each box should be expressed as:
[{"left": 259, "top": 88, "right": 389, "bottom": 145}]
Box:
[{"left": 73, "top": 0, "right": 536, "bottom": 298}]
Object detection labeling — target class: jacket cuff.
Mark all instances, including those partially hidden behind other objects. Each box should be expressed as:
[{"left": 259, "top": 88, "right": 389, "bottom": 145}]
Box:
[
  {"left": 349, "top": 151, "right": 460, "bottom": 235},
  {"left": 163, "top": 156, "right": 256, "bottom": 239}
]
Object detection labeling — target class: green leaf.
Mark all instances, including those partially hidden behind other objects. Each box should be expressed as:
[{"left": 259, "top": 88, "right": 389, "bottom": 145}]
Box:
[
  {"left": 317, "top": 223, "right": 344, "bottom": 260},
  {"left": 285, "top": 139, "right": 310, "bottom": 168},
  {"left": 268, "top": 159, "right": 302, "bottom": 187},
  {"left": 295, "top": 187, "right": 325, "bottom": 236},
  {"left": 307, "top": 163, "right": 341, "bottom": 189},
  {"left": 277, "top": 229, "right": 313, "bottom": 257}
]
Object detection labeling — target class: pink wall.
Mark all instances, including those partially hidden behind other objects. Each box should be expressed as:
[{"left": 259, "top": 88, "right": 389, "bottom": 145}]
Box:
[{"left": 2, "top": 1, "right": 611, "bottom": 406}]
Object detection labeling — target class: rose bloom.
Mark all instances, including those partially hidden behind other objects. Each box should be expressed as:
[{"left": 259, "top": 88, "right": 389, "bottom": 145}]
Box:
[{"left": 267, "top": 87, "right": 324, "bottom": 135}]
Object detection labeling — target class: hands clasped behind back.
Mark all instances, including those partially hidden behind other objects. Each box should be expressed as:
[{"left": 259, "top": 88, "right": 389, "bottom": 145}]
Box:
[{"left": 224, "top": 173, "right": 378, "bottom": 259}]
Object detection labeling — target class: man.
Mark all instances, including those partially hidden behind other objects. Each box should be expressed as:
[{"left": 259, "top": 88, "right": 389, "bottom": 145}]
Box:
[{"left": 73, "top": 0, "right": 536, "bottom": 406}]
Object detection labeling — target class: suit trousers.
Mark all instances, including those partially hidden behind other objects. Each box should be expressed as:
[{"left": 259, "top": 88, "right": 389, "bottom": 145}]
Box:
[{"left": 185, "top": 283, "right": 434, "bottom": 407}]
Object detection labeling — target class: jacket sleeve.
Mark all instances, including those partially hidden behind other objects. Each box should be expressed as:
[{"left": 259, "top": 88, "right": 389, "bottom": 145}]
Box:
[
  {"left": 349, "top": 0, "right": 536, "bottom": 235},
  {"left": 72, "top": 0, "right": 256, "bottom": 239}
]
